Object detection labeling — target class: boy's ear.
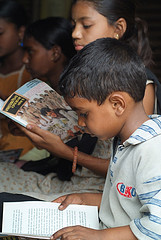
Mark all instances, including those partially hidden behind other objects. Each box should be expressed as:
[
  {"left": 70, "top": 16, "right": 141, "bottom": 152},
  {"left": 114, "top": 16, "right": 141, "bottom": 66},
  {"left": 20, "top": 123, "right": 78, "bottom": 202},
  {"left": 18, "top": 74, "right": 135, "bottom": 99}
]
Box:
[
  {"left": 51, "top": 45, "right": 61, "bottom": 62},
  {"left": 109, "top": 92, "right": 126, "bottom": 116},
  {"left": 114, "top": 18, "right": 127, "bottom": 39}
]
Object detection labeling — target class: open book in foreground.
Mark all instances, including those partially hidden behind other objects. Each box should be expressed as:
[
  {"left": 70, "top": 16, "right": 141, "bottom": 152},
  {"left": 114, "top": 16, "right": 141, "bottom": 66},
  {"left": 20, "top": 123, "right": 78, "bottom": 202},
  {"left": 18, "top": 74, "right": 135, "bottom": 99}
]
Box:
[
  {"left": 1, "top": 201, "right": 99, "bottom": 240},
  {"left": 0, "top": 79, "right": 83, "bottom": 143}
]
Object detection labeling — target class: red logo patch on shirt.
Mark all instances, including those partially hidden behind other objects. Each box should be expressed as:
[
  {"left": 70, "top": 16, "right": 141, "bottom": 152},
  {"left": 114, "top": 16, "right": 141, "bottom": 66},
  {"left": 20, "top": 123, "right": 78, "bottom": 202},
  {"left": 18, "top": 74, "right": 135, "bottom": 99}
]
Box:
[{"left": 117, "top": 182, "right": 136, "bottom": 198}]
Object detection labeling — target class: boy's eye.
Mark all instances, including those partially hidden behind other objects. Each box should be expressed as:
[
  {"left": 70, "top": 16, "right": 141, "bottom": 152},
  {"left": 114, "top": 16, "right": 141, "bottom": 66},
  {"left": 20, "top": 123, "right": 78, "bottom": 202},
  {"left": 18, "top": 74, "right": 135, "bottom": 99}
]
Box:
[{"left": 80, "top": 112, "right": 88, "bottom": 118}]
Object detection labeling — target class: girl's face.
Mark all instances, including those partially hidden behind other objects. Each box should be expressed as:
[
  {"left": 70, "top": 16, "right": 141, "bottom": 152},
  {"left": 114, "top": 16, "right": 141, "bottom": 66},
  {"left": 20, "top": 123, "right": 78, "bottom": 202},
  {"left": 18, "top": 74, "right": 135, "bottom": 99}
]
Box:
[
  {"left": 71, "top": 1, "right": 116, "bottom": 51},
  {"left": 0, "top": 18, "right": 20, "bottom": 58},
  {"left": 23, "top": 36, "right": 54, "bottom": 79}
]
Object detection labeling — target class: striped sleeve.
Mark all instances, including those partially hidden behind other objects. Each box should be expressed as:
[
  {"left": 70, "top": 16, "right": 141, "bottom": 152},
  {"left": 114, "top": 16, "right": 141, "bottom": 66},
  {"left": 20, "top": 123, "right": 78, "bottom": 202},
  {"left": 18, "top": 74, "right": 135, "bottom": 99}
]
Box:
[{"left": 130, "top": 187, "right": 161, "bottom": 239}]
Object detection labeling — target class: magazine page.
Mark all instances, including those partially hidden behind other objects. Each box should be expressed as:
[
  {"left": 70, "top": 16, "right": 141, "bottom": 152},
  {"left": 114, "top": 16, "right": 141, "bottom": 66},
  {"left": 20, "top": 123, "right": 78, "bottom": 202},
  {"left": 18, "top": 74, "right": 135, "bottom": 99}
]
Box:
[
  {"left": 0, "top": 99, "right": 4, "bottom": 109},
  {"left": 2, "top": 201, "right": 99, "bottom": 238},
  {"left": 0, "top": 79, "right": 83, "bottom": 142},
  {"left": 0, "top": 99, "right": 5, "bottom": 121}
]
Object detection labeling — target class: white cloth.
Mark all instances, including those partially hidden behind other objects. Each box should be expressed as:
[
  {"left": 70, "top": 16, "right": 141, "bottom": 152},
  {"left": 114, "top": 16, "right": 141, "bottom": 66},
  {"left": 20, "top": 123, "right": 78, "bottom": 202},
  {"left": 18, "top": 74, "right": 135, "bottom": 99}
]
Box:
[
  {"left": 146, "top": 79, "right": 157, "bottom": 114},
  {"left": 0, "top": 139, "right": 112, "bottom": 201}
]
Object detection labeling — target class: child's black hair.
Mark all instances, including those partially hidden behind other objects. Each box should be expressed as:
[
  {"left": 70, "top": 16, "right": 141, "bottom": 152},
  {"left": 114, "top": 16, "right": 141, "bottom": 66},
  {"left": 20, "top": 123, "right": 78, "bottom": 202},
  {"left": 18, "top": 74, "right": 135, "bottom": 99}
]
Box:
[
  {"left": 71, "top": 0, "right": 153, "bottom": 67},
  {"left": 24, "top": 17, "right": 76, "bottom": 61},
  {"left": 59, "top": 37, "right": 147, "bottom": 105},
  {"left": 0, "top": 0, "right": 28, "bottom": 28}
]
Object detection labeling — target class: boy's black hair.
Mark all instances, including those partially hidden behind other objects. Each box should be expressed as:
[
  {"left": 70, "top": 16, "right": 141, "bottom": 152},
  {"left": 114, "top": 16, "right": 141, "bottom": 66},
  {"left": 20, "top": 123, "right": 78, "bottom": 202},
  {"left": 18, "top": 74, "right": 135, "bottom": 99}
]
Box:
[{"left": 59, "top": 38, "right": 147, "bottom": 105}]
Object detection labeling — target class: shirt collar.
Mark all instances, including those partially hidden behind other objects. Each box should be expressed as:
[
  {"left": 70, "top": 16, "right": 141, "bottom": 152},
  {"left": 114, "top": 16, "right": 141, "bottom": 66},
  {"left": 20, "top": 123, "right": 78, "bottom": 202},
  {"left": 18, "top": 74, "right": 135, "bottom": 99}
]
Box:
[{"left": 123, "top": 115, "right": 161, "bottom": 146}]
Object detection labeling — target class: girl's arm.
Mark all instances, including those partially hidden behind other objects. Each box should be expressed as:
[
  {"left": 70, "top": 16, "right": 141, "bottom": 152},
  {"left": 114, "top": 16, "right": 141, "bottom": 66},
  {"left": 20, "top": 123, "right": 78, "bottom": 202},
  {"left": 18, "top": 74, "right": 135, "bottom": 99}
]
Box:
[{"left": 18, "top": 123, "right": 109, "bottom": 177}]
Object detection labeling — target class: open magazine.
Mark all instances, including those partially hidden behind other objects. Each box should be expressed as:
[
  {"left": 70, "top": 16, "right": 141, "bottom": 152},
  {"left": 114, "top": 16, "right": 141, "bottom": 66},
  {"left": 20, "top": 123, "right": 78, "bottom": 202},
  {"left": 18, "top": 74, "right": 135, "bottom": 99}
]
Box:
[
  {"left": 1, "top": 201, "right": 99, "bottom": 240},
  {"left": 0, "top": 79, "right": 83, "bottom": 143}
]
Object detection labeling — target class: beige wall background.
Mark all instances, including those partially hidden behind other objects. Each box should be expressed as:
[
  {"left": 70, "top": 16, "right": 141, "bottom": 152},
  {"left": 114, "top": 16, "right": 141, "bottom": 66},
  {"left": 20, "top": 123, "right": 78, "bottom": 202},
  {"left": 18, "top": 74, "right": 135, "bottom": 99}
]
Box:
[
  {"left": 17, "top": 0, "right": 72, "bottom": 21},
  {"left": 40, "top": 0, "right": 72, "bottom": 19},
  {"left": 18, "top": 0, "right": 161, "bottom": 82}
]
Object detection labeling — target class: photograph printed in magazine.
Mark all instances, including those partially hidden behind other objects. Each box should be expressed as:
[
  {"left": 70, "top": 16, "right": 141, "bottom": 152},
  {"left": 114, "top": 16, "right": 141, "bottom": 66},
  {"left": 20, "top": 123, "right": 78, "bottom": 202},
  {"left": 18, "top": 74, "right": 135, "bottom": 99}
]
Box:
[{"left": 0, "top": 79, "right": 83, "bottom": 143}]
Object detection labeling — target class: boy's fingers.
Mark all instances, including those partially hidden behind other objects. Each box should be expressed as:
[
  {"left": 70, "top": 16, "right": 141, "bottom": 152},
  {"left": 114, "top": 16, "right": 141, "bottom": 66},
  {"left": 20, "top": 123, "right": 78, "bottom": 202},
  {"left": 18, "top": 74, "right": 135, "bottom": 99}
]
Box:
[
  {"left": 52, "top": 195, "right": 72, "bottom": 210},
  {"left": 51, "top": 227, "right": 73, "bottom": 240},
  {"left": 52, "top": 196, "right": 66, "bottom": 203},
  {"left": 22, "top": 124, "right": 45, "bottom": 139},
  {"left": 15, "top": 124, "right": 42, "bottom": 145},
  {"left": 26, "top": 124, "right": 54, "bottom": 139},
  {"left": 58, "top": 198, "right": 71, "bottom": 210},
  {"left": 8, "top": 122, "right": 25, "bottom": 136},
  {"left": 26, "top": 124, "right": 41, "bottom": 133}
]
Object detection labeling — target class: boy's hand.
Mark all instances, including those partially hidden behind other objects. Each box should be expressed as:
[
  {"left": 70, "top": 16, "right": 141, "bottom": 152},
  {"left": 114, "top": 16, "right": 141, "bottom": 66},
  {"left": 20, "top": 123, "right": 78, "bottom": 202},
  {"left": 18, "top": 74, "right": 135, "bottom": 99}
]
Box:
[
  {"left": 8, "top": 120, "right": 25, "bottom": 136},
  {"left": 53, "top": 193, "right": 102, "bottom": 210},
  {"left": 52, "top": 193, "right": 86, "bottom": 210},
  {"left": 16, "top": 123, "right": 68, "bottom": 154},
  {"left": 51, "top": 226, "right": 105, "bottom": 240}
]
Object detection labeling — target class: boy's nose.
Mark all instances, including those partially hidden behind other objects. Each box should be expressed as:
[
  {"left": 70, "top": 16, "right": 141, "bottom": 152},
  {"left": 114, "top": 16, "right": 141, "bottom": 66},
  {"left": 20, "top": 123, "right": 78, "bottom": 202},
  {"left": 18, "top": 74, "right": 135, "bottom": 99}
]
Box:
[{"left": 78, "top": 116, "right": 86, "bottom": 127}]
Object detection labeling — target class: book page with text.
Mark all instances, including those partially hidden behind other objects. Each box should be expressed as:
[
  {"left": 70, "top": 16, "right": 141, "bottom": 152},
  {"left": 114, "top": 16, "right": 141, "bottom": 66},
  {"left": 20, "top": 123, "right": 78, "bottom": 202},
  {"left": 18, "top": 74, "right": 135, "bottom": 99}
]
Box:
[{"left": 2, "top": 201, "right": 99, "bottom": 237}]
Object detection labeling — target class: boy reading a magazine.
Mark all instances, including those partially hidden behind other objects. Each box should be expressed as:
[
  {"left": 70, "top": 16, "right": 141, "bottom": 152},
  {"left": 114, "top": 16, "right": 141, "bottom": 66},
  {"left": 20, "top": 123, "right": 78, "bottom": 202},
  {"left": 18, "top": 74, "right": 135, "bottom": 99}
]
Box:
[{"left": 50, "top": 38, "right": 161, "bottom": 240}]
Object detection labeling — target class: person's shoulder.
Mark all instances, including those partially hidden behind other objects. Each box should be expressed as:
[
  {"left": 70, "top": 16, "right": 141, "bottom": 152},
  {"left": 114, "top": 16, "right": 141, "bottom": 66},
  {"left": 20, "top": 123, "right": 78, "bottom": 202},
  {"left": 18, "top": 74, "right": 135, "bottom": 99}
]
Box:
[
  {"left": 131, "top": 115, "right": 161, "bottom": 146},
  {"left": 135, "top": 131, "right": 161, "bottom": 162},
  {"left": 141, "top": 115, "right": 161, "bottom": 145},
  {"left": 146, "top": 68, "right": 161, "bottom": 114},
  {"left": 145, "top": 67, "right": 160, "bottom": 85}
]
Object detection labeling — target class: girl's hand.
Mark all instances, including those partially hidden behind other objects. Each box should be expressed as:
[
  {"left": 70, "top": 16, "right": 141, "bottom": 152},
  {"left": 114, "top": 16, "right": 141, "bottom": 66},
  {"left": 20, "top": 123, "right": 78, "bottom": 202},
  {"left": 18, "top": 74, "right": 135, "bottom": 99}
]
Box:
[{"left": 51, "top": 226, "right": 106, "bottom": 240}]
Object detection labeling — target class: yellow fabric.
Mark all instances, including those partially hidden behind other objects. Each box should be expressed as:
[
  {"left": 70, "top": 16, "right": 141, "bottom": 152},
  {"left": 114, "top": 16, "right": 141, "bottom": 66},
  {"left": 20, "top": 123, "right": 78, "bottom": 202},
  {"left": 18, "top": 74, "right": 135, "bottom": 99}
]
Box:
[
  {"left": 20, "top": 147, "right": 50, "bottom": 161},
  {"left": 0, "top": 66, "right": 34, "bottom": 156}
]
